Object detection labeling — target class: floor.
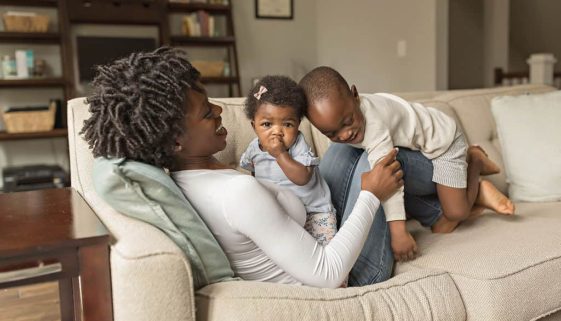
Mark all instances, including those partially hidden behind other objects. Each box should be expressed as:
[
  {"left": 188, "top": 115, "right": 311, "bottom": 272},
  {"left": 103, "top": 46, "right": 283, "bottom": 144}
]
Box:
[{"left": 0, "top": 282, "right": 60, "bottom": 321}]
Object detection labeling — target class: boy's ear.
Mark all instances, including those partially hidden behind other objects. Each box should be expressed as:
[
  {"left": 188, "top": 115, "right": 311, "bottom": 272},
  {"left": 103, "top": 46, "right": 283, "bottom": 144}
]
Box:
[
  {"left": 251, "top": 120, "right": 255, "bottom": 129},
  {"left": 351, "top": 85, "right": 359, "bottom": 99}
]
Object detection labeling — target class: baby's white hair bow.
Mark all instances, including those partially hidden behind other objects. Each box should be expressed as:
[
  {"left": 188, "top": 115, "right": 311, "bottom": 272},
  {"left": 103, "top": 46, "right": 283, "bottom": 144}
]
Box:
[{"left": 254, "top": 85, "right": 268, "bottom": 100}]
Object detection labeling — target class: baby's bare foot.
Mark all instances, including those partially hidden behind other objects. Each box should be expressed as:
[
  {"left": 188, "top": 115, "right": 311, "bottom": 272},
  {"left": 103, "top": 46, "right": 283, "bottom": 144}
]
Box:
[
  {"left": 476, "top": 180, "right": 515, "bottom": 215},
  {"left": 469, "top": 145, "right": 501, "bottom": 176}
]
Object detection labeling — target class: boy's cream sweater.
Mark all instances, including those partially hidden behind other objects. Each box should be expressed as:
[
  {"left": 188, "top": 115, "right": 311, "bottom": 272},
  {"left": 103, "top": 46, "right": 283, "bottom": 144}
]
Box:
[{"left": 351, "top": 93, "right": 457, "bottom": 222}]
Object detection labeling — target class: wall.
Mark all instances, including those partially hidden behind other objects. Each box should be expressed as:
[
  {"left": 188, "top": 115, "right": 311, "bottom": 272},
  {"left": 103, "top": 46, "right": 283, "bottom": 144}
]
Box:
[
  {"left": 315, "top": 0, "right": 447, "bottom": 93},
  {"left": 509, "top": 0, "right": 561, "bottom": 72},
  {"left": 232, "top": 0, "right": 318, "bottom": 95},
  {"left": 448, "top": 0, "right": 484, "bottom": 89},
  {"left": 483, "top": 0, "right": 510, "bottom": 87}
]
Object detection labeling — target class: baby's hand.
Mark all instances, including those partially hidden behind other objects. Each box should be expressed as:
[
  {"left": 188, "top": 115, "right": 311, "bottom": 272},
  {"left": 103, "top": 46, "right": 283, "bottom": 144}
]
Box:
[
  {"left": 265, "top": 136, "right": 287, "bottom": 158},
  {"left": 391, "top": 230, "right": 418, "bottom": 262}
]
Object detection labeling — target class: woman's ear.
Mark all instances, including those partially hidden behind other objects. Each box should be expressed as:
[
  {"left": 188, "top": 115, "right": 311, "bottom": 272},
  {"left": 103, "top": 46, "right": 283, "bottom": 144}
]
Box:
[
  {"left": 351, "top": 85, "right": 359, "bottom": 99},
  {"left": 174, "top": 142, "right": 183, "bottom": 152}
]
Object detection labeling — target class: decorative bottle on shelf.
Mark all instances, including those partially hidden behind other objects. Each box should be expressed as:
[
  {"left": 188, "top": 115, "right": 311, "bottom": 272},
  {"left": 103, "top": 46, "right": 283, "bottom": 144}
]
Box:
[
  {"left": 2, "top": 55, "right": 17, "bottom": 79},
  {"left": 223, "top": 62, "right": 230, "bottom": 77}
]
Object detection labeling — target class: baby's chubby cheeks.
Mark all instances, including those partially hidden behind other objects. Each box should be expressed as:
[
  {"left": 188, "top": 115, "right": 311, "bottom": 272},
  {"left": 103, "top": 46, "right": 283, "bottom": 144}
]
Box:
[{"left": 252, "top": 102, "right": 302, "bottom": 157}]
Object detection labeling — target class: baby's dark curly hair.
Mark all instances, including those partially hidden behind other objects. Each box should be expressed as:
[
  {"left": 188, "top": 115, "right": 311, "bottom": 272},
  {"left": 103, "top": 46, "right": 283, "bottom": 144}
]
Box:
[
  {"left": 80, "top": 47, "right": 201, "bottom": 169},
  {"left": 244, "top": 75, "right": 306, "bottom": 121}
]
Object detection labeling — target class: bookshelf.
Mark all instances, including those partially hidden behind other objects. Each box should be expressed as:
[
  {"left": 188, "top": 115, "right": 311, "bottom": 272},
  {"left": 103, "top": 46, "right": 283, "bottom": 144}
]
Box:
[
  {"left": 165, "top": 0, "right": 241, "bottom": 97},
  {"left": 0, "top": 0, "right": 242, "bottom": 141},
  {"left": 0, "top": 0, "right": 242, "bottom": 191},
  {"left": 0, "top": 0, "right": 72, "bottom": 142}
]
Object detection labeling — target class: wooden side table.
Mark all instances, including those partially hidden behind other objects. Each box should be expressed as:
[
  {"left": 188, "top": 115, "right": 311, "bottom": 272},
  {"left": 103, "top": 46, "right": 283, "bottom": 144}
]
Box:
[{"left": 0, "top": 188, "right": 113, "bottom": 321}]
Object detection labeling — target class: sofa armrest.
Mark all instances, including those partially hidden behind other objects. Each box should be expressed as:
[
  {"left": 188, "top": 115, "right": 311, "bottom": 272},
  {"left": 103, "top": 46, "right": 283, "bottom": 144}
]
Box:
[{"left": 82, "top": 190, "right": 197, "bottom": 321}]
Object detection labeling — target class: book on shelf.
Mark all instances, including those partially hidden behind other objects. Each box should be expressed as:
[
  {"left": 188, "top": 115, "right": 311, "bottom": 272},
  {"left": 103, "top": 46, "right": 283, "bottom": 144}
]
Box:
[{"left": 182, "top": 11, "right": 216, "bottom": 37}]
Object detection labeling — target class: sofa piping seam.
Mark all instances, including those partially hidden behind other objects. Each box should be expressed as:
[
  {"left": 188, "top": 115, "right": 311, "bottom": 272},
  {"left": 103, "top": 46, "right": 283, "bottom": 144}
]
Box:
[
  {"left": 403, "top": 254, "right": 561, "bottom": 281},
  {"left": 530, "top": 305, "right": 561, "bottom": 321}
]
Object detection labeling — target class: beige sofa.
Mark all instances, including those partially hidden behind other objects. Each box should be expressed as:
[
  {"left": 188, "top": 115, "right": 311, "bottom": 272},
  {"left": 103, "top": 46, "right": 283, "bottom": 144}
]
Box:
[{"left": 67, "top": 84, "right": 561, "bottom": 321}]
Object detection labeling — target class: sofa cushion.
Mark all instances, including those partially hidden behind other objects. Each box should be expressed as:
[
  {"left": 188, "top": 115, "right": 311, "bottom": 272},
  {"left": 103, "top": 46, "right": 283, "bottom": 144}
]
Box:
[
  {"left": 196, "top": 270, "right": 465, "bottom": 321},
  {"left": 92, "top": 157, "right": 237, "bottom": 289},
  {"left": 397, "top": 202, "right": 561, "bottom": 320},
  {"left": 429, "top": 84, "right": 555, "bottom": 195},
  {"left": 491, "top": 90, "right": 561, "bottom": 202}
]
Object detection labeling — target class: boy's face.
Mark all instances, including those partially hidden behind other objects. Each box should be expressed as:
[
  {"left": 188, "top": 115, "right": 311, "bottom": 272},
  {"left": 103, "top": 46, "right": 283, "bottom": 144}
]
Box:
[
  {"left": 307, "top": 85, "right": 366, "bottom": 144},
  {"left": 252, "top": 103, "right": 300, "bottom": 149}
]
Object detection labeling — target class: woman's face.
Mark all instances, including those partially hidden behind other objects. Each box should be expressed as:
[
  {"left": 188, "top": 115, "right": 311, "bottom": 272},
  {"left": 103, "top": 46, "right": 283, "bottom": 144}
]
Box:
[{"left": 175, "top": 85, "right": 228, "bottom": 160}]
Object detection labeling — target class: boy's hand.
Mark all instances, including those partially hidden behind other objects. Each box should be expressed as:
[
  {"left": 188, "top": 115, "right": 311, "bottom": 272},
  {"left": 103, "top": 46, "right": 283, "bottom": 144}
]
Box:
[
  {"left": 389, "top": 221, "right": 418, "bottom": 262},
  {"left": 391, "top": 231, "right": 418, "bottom": 262},
  {"left": 264, "top": 136, "right": 287, "bottom": 158}
]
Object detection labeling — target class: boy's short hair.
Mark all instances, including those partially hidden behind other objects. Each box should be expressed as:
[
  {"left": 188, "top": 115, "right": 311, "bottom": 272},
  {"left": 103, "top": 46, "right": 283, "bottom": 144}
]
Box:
[
  {"left": 81, "top": 47, "right": 201, "bottom": 169},
  {"left": 244, "top": 75, "right": 306, "bottom": 120},
  {"left": 299, "top": 66, "right": 352, "bottom": 105}
]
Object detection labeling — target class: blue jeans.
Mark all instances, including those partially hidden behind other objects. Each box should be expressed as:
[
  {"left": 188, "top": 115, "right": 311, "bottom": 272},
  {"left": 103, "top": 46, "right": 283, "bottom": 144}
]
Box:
[{"left": 319, "top": 144, "right": 442, "bottom": 286}]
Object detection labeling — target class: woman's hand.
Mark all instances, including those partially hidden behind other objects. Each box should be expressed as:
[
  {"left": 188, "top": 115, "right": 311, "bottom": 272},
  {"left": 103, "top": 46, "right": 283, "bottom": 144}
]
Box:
[{"left": 361, "top": 148, "right": 403, "bottom": 201}]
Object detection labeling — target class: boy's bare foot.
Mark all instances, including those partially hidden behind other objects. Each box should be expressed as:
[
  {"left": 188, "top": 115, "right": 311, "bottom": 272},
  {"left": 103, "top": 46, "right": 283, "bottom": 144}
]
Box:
[
  {"left": 476, "top": 180, "right": 515, "bottom": 215},
  {"left": 468, "top": 145, "right": 501, "bottom": 176}
]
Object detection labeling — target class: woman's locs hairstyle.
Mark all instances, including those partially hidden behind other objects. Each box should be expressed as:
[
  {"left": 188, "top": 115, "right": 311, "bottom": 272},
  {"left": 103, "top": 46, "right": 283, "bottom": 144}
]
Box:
[
  {"left": 81, "top": 47, "right": 201, "bottom": 169},
  {"left": 244, "top": 75, "right": 307, "bottom": 121}
]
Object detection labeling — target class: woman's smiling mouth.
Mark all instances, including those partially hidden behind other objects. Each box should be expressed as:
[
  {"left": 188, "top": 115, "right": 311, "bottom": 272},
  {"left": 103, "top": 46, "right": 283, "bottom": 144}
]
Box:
[{"left": 216, "top": 124, "right": 227, "bottom": 136}]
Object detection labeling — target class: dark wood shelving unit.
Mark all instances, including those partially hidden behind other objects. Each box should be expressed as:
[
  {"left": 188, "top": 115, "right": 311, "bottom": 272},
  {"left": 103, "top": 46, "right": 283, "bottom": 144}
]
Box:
[
  {"left": 0, "top": 32, "right": 61, "bottom": 43},
  {"left": 0, "top": 0, "right": 72, "bottom": 147},
  {"left": 170, "top": 35, "right": 235, "bottom": 46},
  {"left": 201, "top": 76, "right": 238, "bottom": 84},
  {"left": 0, "top": 0, "right": 57, "bottom": 7},
  {"left": 168, "top": 2, "right": 229, "bottom": 14},
  {"left": 0, "top": 0, "right": 241, "bottom": 150},
  {"left": 0, "top": 77, "right": 66, "bottom": 87},
  {"left": 165, "top": 1, "right": 241, "bottom": 96},
  {"left": 0, "top": 129, "right": 67, "bottom": 141}
]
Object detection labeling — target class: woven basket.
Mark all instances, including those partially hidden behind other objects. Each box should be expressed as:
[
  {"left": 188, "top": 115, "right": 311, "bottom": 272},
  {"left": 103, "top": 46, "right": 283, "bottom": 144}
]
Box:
[
  {"left": 191, "top": 60, "right": 225, "bottom": 77},
  {"left": 2, "top": 14, "right": 50, "bottom": 32},
  {"left": 2, "top": 106, "right": 55, "bottom": 133}
]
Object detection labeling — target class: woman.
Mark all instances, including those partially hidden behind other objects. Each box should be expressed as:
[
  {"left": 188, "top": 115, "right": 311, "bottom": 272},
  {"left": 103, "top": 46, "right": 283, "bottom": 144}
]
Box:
[{"left": 82, "top": 47, "right": 443, "bottom": 288}]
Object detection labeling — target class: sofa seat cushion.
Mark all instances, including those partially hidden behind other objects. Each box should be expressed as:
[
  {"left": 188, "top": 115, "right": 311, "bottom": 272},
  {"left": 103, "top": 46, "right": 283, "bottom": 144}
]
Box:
[
  {"left": 196, "top": 270, "right": 465, "bottom": 321},
  {"left": 396, "top": 202, "right": 561, "bottom": 320}
]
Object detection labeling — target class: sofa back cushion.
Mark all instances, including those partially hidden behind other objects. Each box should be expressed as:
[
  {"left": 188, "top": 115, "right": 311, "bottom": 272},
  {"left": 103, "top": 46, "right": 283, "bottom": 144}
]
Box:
[
  {"left": 432, "top": 84, "right": 555, "bottom": 194},
  {"left": 92, "top": 157, "right": 237, "bottom": 289},
  {"left": 491, "top": 90, "right": 561, "bottom": 202}
]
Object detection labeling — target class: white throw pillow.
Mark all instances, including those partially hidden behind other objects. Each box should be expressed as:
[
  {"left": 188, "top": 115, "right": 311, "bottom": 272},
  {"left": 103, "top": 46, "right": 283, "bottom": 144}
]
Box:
[{"left": 491, "top": 90, "right": 561, "bottom": 202}]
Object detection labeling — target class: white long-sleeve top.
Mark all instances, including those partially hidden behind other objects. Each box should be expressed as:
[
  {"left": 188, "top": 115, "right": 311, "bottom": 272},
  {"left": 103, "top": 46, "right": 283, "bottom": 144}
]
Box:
[
  {"left": 172, "top": 169, "right": 380, "bottom": 288},
  {"left": 351, "top": 93, "right": 456, "bottom": 222}
]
